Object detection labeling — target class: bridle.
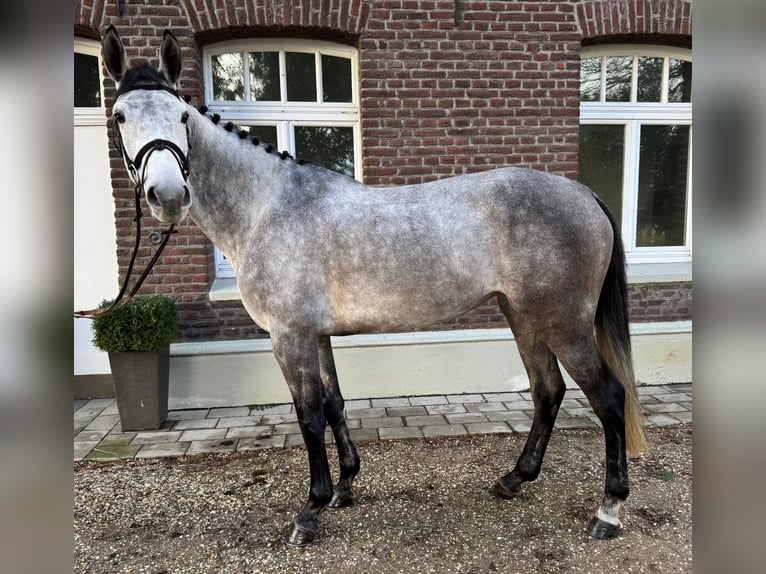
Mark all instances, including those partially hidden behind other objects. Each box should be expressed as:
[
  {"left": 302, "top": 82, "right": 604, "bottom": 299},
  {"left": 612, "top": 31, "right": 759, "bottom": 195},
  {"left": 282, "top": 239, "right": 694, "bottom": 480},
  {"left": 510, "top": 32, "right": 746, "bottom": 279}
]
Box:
[
  {"left": 117, "top": 114, "right": 191, "bottom": 185},
  {"left": 74, "top": 92, "right": 191, "bottom": 319}
]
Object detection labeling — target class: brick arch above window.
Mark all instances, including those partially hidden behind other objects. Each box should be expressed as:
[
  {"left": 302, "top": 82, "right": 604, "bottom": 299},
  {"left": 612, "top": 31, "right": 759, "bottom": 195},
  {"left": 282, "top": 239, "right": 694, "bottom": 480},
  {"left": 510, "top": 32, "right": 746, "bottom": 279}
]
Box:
[
  {"left": 575, "top": 0, "right": 693, "bottom": 39},
  {"left": 179, "top": 0, "right": 370, "bottom": 39}
]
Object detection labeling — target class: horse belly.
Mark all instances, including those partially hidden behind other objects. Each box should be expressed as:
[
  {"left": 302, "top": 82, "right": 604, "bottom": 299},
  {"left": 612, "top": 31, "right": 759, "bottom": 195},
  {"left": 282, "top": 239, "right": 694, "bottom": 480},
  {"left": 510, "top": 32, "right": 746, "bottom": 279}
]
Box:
[{"left": 324, "top": 260, "right": 492, "bottom": 334}]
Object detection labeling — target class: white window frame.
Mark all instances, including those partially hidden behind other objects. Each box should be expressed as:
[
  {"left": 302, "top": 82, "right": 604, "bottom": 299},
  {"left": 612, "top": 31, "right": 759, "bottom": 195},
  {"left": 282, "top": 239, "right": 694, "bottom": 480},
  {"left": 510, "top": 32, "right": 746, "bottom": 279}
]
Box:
[
  {"left": 580, "top": 46, "right": 692, "bottom": 282},
  {"left": 203, "top": 39, "right": 361, "bottom": 281},
  {"left": 74, "top": 39, "right": 106, "bottom": 127}
]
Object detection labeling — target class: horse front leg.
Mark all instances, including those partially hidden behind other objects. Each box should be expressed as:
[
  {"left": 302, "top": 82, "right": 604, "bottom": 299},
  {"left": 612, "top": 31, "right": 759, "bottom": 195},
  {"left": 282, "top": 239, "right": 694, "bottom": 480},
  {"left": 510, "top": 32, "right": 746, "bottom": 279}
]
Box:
[
  {"left": 318, "top": 336, "right": 360, "bottom": 508},
  {"left": 271, "top": 331, "right": 333, "bottom": 546}
]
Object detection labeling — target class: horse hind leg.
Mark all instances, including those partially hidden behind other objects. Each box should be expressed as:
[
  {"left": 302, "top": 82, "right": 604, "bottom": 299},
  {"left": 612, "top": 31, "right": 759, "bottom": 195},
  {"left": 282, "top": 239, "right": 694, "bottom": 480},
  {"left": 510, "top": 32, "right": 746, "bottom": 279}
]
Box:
[
  {"left": 318, "top": 336, "right": 361, "bottom": 509},
  {"left": 491, "top": 326, "right": 566, "bottom": 499},
  {"left": 548, "top": 332, "right": 630, "bottom": 540}
]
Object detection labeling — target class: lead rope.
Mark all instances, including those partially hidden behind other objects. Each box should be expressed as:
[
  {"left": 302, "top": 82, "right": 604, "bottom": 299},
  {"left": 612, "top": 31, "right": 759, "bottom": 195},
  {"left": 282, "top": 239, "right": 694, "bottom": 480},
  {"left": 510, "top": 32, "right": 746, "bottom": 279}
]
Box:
[{"left": 72, "top": 182, "right": 176, "bottom": 319}]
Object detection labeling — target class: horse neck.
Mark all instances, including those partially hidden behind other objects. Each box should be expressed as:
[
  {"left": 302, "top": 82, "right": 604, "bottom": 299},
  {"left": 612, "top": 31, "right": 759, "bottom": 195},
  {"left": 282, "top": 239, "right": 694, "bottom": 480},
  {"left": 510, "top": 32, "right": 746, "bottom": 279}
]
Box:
[{"left": 185, "top": 109, "right": 285, "bottom": 267}]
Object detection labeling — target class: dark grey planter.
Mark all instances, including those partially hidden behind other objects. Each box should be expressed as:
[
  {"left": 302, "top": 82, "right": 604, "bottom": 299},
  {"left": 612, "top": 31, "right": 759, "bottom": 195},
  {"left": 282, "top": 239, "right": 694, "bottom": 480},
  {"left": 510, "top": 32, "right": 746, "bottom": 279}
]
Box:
[{"left": 108, "top": 346, "right": 169, "bottom": 431}]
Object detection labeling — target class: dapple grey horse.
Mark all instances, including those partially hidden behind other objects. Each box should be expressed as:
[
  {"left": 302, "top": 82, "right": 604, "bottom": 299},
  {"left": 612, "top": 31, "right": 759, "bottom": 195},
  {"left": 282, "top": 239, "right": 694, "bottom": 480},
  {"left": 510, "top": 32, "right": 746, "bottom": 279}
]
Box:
[{"left": 101, "top": 27, "right": 646, "bottom": 546}]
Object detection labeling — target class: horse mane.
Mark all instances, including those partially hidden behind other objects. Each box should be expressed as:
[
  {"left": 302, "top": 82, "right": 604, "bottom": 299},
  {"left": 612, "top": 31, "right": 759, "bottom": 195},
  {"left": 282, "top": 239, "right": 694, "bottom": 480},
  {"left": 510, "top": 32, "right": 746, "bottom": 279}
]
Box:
[
  {"left": 192, "top": 105, "right": 355, "bottom": 181},
  {"left": 116, "top": 64, "right": 178, "bottom": 97}
]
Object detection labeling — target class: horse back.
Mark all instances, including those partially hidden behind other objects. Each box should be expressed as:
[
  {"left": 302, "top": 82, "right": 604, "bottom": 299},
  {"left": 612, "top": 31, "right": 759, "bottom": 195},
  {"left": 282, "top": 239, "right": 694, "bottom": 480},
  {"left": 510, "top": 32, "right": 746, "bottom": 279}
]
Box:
[{"left": 239, "top": 167, "right": 612, "bottom": 334}]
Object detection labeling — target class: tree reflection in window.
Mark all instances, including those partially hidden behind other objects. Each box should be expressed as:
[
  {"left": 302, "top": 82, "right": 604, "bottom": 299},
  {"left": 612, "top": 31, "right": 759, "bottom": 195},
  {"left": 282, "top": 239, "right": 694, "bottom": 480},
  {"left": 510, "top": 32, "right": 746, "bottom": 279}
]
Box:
[
  {"left": 668, "top": 59, "right": 692, "bottom": 103},
  {"left": 286, "top": 52, "right": 317, "bottom": 102},
  {"left": 581, "top": 54, "right": 691, "bottom": 104},
  {"left": 605, "top": 56, "right": 632, "bottom": 102},
  {"left": 637, "top": 125, "right": 690, "bottom": 246},
  {"left": 249, "top": 52, "right": 280, "bottom": 101},
  {"left": 212, "top": 53, "right": 244, "bottom": 101},
  {"left": 295, "top": 126, "right": 354, "bottom": 177}
]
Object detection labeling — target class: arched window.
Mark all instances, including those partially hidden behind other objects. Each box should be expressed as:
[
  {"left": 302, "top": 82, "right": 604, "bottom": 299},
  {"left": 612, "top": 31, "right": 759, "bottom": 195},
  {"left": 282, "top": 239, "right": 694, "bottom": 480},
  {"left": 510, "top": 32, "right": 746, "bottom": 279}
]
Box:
[
  {"left": 203, "top": 39, "right": 361, "bottom": 281},
  {"left": 579, "top": 46, "right": 692, "bottom": 281}
]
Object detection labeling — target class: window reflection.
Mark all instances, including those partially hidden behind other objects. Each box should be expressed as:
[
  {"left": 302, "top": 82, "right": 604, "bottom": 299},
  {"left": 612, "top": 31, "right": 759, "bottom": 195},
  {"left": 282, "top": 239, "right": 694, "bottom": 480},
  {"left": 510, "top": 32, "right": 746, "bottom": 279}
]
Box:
[
  {"left": 286, "top": 53, "right": 317, "bottom": 102},
  {"left": 249, "top": 52, "right": 280, "bottom": 101},
  {"left": 212, "top": 53, "right": 244, "bottom": 101},
  {"left": 579, "top": 125, "right": 625, "bottom": 224},
  {"left": 294, "top": 126, "right": 354, "bottom": 177},
  {"left": 605, "top": 56, "right": 632, "bottom": 102},
  {"left": 321, "top": 55, "right": 352, "bottom": 103},
  {"left": 637, "top": 57, "right": 663, "bottom": 102},
  {"left": 637, "top": 125, "right": 690, "bottom": 246},
  {"left": 74, "top": 53, "right": 101, "bottom": 107},
  {"left": 580, "top": 58, "right": 601, "bottom": 102},
  {"left": 668, "top": 59, "right": 692, "bottom": 103}
]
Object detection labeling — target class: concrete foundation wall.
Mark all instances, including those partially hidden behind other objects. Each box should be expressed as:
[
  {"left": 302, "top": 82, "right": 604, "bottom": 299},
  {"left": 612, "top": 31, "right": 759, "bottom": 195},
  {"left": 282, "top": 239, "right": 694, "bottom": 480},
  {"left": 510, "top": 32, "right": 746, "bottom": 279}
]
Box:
[{"left": 167, "top": 322, "right": 692, "bottom": 409}]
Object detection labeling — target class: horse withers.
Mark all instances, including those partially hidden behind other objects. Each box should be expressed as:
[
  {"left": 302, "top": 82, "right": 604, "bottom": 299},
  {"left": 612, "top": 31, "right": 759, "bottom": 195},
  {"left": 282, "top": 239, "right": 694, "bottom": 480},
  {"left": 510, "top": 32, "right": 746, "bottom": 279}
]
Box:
[{"left": 100, "top": 26, "right": 647, "bottom": 546}]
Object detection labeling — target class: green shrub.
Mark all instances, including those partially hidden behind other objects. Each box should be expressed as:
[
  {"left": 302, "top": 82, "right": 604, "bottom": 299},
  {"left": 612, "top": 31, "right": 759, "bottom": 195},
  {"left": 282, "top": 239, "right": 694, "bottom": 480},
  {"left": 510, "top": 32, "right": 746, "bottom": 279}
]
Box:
[{"left": 91, "top": 296, "right": 178, "bottom": 352}]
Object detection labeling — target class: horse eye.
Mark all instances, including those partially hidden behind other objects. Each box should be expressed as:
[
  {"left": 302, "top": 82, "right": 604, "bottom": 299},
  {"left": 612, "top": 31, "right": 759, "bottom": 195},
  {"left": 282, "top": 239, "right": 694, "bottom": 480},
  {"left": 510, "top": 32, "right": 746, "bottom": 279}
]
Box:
[
  {"left": 113, "top": 111, "right": 126, "bottom": 123},
  {"left": 181, "top": 111, "right": 189, "bottom": 124}
]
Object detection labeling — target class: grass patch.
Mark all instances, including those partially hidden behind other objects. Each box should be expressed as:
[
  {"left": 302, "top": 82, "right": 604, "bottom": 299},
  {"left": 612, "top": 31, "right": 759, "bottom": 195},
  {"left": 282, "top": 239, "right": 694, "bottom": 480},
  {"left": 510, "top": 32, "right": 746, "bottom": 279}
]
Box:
[{"left": 653, "top": 469, "right": 676, "bottom": 481}]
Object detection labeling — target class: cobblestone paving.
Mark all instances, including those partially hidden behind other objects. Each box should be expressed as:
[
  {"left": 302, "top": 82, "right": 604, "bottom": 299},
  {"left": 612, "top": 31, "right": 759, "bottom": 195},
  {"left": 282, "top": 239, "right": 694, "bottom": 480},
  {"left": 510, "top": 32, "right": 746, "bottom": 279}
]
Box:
[{"left": 74, "top": 384, "right": 692, "bottom": 461}]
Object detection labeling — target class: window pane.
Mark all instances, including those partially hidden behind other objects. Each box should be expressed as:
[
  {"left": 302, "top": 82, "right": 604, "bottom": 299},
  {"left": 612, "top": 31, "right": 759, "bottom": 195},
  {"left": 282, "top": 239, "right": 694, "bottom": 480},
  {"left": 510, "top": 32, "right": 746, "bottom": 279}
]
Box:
[
  {"left": 212, "top": 53, "right": 244, "bottom": 101},
  {"left": 294, "top": 126, "right": 354, "bottom": 177},
  {"left": 249, "top": 52, "right": 280, "bottom": 101},
  {"left": 637, "top": 125, "right": 690, "bottom": 246},
  {"left": 321, "top": 55, "right": 352, "bottom": 103},
  {"left": 74, "top": 53, "right": 101, "bottom": 107},
  {"left": 580, "top": 57, "right": 601, "bottom": 102},
  {"left": 605, "top": 56, "right": 632, "bottom": 102},
  {"left": 242, "top": 125, "right": 278, "bottom": 147},
  {"left": 637, "top": 57, "right": 663, "bottom": 102},
  {"left": 578, "top": 125, "right": 625, "bottom": 224},
  {"left": 668, "top": 59, "right": 692, "bottom": 103},
  {"left": 286, "top": 52, "right": 317, "bottom": 102}
]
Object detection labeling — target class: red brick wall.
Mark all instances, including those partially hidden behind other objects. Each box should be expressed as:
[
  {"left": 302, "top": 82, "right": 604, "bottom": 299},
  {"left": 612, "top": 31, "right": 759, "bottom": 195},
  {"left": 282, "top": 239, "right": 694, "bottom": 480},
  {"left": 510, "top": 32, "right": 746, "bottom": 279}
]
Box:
[
  {"left": 361, "top": 1, "right": 581, "bottom": 185},
  {"left": 74, "top": 1, "right": 693, "bottom": 341}
]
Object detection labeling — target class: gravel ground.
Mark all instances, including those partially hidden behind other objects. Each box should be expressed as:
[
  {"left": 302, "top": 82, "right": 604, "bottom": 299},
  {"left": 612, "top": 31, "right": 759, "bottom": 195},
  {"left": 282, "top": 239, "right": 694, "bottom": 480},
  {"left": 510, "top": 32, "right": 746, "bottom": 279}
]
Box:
[{"left": 74, "top": 424, "right": 692, "bottom": 573}]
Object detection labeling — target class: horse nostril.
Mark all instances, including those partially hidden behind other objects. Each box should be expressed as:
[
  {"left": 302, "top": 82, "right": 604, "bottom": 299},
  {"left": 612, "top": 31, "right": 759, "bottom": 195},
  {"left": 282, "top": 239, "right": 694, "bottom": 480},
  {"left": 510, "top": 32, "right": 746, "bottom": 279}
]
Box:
[
  {"left": 146, "top": 186, "right": 159, "bottom": 207},
  {"left": 182, "top": 185, "right": 192, "bottom": 208}
]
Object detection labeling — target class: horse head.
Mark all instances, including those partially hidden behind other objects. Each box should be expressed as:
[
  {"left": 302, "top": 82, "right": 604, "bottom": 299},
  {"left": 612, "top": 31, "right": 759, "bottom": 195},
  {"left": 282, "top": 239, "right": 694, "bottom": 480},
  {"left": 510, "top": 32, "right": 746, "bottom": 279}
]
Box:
[{"left": 102, "top": 26, "right": 192, "bottom": 224}]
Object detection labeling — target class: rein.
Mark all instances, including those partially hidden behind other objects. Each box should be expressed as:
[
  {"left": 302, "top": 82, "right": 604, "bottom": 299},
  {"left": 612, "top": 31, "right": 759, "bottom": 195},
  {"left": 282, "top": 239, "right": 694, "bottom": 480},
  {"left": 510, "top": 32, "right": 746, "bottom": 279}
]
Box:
[{"left": 73, "top": 110, "right": 190, "bottom": 319}]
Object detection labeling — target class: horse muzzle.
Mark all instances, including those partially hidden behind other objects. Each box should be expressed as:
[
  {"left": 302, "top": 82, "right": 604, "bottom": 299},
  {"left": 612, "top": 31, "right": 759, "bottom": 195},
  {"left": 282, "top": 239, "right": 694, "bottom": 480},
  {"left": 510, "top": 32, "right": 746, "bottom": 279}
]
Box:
[{"left": 146, "top": 183, "right": 192, "bottom": 223}]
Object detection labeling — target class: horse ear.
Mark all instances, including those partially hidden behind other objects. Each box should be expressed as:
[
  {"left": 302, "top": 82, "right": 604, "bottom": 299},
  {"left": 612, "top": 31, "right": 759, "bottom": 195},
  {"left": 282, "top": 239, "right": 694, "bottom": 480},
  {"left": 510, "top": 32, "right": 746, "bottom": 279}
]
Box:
[
  {"left": 102, "top": 25, "right": 128, "bottom": 85},
  {"left": 159, "top": 30, "right": 182, "bottom": 87}
]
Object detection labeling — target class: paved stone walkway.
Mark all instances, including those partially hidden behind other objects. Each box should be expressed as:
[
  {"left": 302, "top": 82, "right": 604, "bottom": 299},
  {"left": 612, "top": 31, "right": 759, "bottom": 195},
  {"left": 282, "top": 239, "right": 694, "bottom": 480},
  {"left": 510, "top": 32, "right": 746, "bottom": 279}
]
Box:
[{"left": 74, "top": 383, "right": 692, "bottom": 461}]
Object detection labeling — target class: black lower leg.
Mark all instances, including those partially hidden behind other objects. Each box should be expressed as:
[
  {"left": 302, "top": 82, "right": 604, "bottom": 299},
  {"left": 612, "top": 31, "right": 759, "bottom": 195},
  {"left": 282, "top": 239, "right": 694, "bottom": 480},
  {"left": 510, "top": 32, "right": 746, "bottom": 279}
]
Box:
[
  {"left": 323, "top": 394, "right": 360, "bottom": 508},
  {"left": 319, "top": 337, "right": 360, "bottom": 509},
  {"left": 286, "top": 407, "right": 334, "bottom": 546},
  {"left": 492, "top": 382, "right": 565, "bottom": 498},
  {"left": 492, "top": 334, "right": 565, "bottom": 499},
  {"left": 327, "top": 420, "right": 360, "bottom": 508},
  {"left": 586, "top": 361, "right": 630, "bottom": 539}
]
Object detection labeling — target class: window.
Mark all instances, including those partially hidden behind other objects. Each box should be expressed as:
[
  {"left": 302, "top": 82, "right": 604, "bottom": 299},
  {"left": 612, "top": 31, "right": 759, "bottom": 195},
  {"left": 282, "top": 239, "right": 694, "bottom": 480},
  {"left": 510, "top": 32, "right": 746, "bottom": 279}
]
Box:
[
  {"left": 74, "top": 39, "right": 105, "bottom": 126},
  {"left": 204, "top": 39, "right": 361, "bottom": 280},
  {"left": 579, "top": 47, "right": 692, "bottom": 280}
]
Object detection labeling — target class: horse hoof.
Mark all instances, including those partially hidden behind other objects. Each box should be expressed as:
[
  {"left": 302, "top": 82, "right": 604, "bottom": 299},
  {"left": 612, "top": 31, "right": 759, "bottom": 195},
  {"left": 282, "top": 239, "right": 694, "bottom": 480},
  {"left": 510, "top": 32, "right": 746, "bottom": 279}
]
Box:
[
  {"left": 285, "top": 523, "right": 318, "bottom": 547},
  {"left": 327, "top": 491, "right": 356, "bottom": 509},
  {"left": 588, "top": 516, "right": 621, "bottom": 540},
  {"left": 490, "top": 480, "right": 522, "bottom": 500}
]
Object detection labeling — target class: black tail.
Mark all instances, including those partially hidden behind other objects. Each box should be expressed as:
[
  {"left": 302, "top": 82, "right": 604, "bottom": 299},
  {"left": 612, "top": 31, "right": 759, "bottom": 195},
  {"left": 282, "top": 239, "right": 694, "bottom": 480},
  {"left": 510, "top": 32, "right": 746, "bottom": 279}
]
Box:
[{"left": 593, "top": 195, "right": 648, "bottom": 455}]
